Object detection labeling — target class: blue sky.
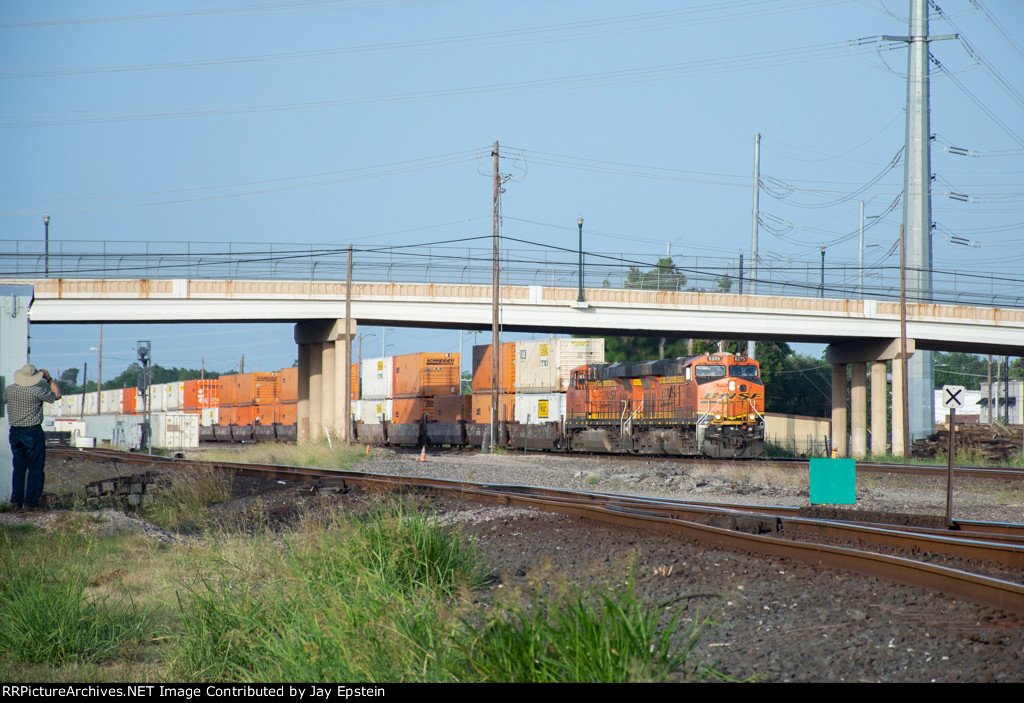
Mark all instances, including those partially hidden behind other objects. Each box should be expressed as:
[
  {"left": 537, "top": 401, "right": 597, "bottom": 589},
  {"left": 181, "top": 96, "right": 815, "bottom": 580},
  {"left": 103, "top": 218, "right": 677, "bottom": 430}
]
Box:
[{"left": 2, "top": 1, "right": 1021, "bottom": 381}]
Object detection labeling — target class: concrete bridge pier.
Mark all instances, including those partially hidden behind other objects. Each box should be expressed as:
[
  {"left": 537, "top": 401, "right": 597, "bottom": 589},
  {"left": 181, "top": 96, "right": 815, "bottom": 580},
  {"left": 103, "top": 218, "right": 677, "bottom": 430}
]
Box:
[
  {"left": 295, "top": 319, "right": 356, "bottom": 444},
  {"left": 826, "top": 339, "right": 914, "bottom": 459}
]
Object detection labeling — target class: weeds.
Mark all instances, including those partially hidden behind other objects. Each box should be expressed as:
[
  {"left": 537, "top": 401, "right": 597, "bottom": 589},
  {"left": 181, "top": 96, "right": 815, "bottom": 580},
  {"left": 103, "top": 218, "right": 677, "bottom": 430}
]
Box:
[
  {"left": 142, "top": 462, "right": 233, "bottom": 531},
  {"left": 456, "top": 582, "right": 709, "bottom": 683},
  {"left": 0, "top": 563, "right": 154, "bottom": 666}
]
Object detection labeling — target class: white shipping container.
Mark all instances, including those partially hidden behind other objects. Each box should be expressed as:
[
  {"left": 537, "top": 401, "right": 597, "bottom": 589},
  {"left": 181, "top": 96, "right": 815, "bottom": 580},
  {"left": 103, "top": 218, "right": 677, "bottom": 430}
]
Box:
[
  {"left": 83, "top": 391, "right": 99, "bottom": 416},
  {"left": 357, "top": 399, "right": 392, "bottom": 425},
  {"left": 361, "top": 357, "right": 394, "bottom": 399},
  {"left": 165, "top": 382, "right": 183, "bottom": 410},
  {"left": 64, "top": 393, "right": 83, "bottom": 417},
  {"left": 514, "top": 338, "right": 605, "bottom": 393},
  {"left": 150, "top": 412, "right": 200, "bottom": 450},
  {"left": 101, "top": 389, "right": 121, "bottom": 415},
  {"left": 200, "top": 407, "right": 219, "bottom": 427},
  {"left": 514, "top": 393, "right": 567, "bottom": 425}
]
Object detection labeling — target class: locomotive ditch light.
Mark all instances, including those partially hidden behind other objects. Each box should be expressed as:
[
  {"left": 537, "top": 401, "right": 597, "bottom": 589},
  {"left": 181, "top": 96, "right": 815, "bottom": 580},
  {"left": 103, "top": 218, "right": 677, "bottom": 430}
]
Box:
[{"left": 714, "top": 413, "right": 722, "bottom": 420}]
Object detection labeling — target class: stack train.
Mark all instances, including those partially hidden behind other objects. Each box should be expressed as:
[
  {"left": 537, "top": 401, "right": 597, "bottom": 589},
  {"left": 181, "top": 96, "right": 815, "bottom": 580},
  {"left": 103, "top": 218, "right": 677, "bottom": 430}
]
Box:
[{"left": 46, "top": 338, "right": 766, "bottom": 459}]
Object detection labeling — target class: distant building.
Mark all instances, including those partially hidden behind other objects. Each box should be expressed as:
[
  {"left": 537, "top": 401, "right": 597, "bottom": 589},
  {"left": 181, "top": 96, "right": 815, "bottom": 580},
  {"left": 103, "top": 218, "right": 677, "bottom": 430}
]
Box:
[{"left": 977, "top": 381, "right": 1022, "bottom": 425}]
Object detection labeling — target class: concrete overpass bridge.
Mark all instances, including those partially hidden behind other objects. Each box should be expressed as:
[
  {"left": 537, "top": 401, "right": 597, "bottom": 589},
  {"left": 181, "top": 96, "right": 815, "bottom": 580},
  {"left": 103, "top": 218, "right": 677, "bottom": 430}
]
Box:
[{"left": 10, "top": 276, "right": 1024, "bottom": 456}]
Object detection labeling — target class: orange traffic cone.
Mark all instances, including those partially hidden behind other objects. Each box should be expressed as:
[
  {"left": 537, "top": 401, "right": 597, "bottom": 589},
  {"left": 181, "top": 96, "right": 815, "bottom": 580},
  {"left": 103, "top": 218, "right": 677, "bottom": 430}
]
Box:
[
  {"left": 365, "top": 444, "right": 370, "bottom": 456},
  {"left": 419, "top": 446, "right": 427, "bottom": 462}
]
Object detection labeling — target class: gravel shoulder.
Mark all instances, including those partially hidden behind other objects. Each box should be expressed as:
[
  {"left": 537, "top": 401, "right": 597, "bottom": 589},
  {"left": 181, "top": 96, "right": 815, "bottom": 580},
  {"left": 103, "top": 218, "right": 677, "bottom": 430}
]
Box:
[{"left": 4, "top": 448, "right": 1023, "bottom": 683}]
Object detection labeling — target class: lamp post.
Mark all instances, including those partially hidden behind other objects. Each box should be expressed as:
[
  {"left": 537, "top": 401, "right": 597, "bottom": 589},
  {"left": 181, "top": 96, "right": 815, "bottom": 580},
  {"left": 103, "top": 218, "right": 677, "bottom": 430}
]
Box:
[
  {"left": 577, "top": 216, "right": 584, "bottom": 303},
  {"left": 43, "top": 213, "right": 50, "bottom": 277},
  {"left": 819, "top": 245, "right": 826, "bottom": 299}
]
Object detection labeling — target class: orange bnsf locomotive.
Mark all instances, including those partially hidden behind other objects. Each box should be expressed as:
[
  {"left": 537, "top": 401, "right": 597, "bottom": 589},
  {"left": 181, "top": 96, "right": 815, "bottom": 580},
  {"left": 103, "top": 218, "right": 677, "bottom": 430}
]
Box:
[{"left": 565, "top": 352, "right": 765, "bottom": 459}]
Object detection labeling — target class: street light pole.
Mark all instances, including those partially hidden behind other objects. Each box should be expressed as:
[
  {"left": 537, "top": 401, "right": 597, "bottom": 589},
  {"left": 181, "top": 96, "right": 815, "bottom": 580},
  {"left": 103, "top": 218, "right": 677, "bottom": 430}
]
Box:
[
  {"left": 819, "top": 245, "right": 826, "bottom": 298},
  {"left": 43, "top": 213, "right": 50, "bottom": 277},
  {"left": 577, "top": 216, "right": 584, "bottom": 303}
]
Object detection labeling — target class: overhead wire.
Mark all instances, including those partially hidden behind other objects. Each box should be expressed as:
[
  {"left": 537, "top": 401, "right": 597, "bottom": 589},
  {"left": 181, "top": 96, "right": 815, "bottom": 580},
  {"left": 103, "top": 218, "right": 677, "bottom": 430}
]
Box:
[{"left": 1, "top": 37, "right": 907, "bottom": 129}]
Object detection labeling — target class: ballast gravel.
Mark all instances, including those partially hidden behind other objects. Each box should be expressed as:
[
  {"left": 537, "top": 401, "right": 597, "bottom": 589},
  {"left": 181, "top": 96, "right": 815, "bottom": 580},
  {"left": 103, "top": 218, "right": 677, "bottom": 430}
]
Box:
[{"left": 7, "top": 448, "right": 1023, "bottom": 683}]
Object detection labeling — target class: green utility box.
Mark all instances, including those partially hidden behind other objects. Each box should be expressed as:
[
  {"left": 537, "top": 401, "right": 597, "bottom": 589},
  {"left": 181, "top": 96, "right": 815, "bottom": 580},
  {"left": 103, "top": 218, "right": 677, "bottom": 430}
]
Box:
[{"left": 809, "top": 458, "right": 856, "bottom": 505}]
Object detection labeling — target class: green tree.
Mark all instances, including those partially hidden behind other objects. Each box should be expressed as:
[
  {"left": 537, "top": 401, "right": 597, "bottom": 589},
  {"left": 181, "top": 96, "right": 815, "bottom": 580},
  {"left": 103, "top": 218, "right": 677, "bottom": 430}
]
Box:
[
  {"left": 624, "top": 257, "right": 686, "bottom": 291},
  {"left": 933, "top": 352, "right": 990, "bottom": 391},
  {"left": 602, "top": 335, "right": 690, "bottom": 362}
]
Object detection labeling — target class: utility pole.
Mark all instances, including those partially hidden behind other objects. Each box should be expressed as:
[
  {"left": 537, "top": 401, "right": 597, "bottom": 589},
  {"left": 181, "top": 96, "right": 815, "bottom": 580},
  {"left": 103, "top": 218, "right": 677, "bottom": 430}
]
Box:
[
  {"left": 747, "top": 133, "right": 760, "bottom": 360},
  {"left": 883, "top": 0, "right": 956, "bottom": 444},
  {"left": 491, "top": 140, "right": 500, "bottom": 452},
  {"left": 344, "top": 244, "right": 352, "bottom": 445}
]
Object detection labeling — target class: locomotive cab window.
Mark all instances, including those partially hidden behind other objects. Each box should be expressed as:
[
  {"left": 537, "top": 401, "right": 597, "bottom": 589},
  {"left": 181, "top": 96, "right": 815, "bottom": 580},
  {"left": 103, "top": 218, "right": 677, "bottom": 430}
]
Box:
[
  {"left": 729, "top": 365, "right": 760, "bottom": 379},
  {"left": 693, "top": 365, "right": 726, "bottom": 384}
]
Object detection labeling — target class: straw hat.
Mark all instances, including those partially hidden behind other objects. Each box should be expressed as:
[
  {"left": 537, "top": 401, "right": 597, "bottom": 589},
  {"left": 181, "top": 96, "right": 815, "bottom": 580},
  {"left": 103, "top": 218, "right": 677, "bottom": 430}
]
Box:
[{"left": 14, "top": 364, "right": 44, "bottom": 387}]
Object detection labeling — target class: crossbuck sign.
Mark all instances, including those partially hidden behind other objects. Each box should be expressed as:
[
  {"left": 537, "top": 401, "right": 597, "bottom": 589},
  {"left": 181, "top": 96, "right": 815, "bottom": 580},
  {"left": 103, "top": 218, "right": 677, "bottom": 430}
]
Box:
[{"left": 942, "top": 385, "right": 967, "bottom": 410}]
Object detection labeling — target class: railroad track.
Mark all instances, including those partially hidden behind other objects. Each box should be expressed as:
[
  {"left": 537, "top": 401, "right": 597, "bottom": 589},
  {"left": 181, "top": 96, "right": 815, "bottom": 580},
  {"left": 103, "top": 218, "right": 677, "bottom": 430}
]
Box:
[{"left": 52, "top": 446, "right": 1024, "bottom": 616}]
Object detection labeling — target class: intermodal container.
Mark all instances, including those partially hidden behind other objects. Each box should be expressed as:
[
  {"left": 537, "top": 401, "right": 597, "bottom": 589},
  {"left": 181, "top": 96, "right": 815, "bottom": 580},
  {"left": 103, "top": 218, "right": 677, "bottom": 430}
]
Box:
[
  {"left": 393, "top": 352, "right": 460, "bottom": 398},
  {"left": 471, "top": 343, "right": 516, "bottom": 393},
  {"left": 357, "top": 399, "right": 391, "bottom": 425},
  {"left": 433, "top": 395, "right": 471, "bottom": 423},
  {"left": 361, "top": 357, "right": 394, "bottom": 400},
  {"left": 392, "top": 396, "right": 435, "bottom": 424},
  {"left": 279, "top": 367, "right": 298, "bottom": 403},
  {"left": 234, "top": 372, "right": 279, "bottom": 406},
  {"left": 470, "top": 392, "right": 515, "bottom": 423},
  {"left": 121, "top": 387, "right": 137, "bottom": 415},
  {"left": 514, "top": 393, "right": 567, "bottom": 424},
  {"left": 262, "top": 403, "right": 296, "bottom": 426},
  {"left": 218, "top": 405, "right": 236, "bottom": 426},
  {"left": 514, "top": 338, "right": 605, "bottom": 393},
  {"left": 219, "top": 375, "right": 237, "bottom": 407},
  {"left": 183, "top": 379, "right": 220, "bottom": 410}
]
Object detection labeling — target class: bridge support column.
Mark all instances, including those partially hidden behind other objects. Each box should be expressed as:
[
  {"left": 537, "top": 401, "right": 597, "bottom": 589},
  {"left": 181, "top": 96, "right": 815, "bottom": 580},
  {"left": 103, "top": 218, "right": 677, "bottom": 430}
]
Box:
[
  {"left": 850, "top": 362, "right": 867, "bottom": 459},
  {"left": 297, "top": 343, "right": 311, "bottom": 443},
  {"left": 321, "top": 342, "right": 336, "bottom": 442},
  {"left": 831, "top": 365, "right": 848, "bottom": 457},
  {"left": 827, "top": 338, "right": 915, "bottom": 461},
  {"left": 309, "top": 343, "right": 323, "bottom": 442},
  {"left": 295, "top": 319, "right": 357, "bottom": 444},
  {"left": 871, "top": 361, "right": 887, "bottom": 455}
]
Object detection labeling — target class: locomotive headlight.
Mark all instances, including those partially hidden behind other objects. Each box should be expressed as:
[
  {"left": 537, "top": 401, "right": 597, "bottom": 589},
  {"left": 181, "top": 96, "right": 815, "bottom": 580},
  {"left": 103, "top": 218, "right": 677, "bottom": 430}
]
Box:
[
  {"left": 728, "top": 380, "right": 736, "bottom": 391},
  {"left": 748, "top": 413, "right": 756, "bottom": 420},
  {"left": 714, "top": 413, "right": 722, "bottom": 420}
]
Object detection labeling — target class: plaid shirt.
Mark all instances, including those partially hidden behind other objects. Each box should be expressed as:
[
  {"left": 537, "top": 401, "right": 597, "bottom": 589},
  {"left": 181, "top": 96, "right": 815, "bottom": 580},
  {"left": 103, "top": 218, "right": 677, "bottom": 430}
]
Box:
[{"left": 4, "top": 383, "right": 57, "bottom": 427}]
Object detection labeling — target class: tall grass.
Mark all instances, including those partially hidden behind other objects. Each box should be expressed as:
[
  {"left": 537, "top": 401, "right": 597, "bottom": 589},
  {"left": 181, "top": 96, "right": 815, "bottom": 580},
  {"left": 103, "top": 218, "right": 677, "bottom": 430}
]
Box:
[
  {"left": 172, "top": 500, "right": 486, "bottom": 681},
  {"left": 171, "top": 501, "right": 711, "bottom": 682},
  {"left": 196, "top": 441, "right": 365, "bottom": 471},
  {"left": 457, "top": 585, "right": 709, "bottom": 683},
  {"left": 0, "top": 537, "right": 155, "bottom": 667},
  {"left": 143, "top": 462, "right": 233, "bottom": 531}
]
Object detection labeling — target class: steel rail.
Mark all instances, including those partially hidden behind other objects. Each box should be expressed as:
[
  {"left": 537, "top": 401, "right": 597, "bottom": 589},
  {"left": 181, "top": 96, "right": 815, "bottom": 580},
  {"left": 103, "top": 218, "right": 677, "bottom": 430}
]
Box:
[{"left": 52, "top": 447, "right": 1024, "bottom": 614}]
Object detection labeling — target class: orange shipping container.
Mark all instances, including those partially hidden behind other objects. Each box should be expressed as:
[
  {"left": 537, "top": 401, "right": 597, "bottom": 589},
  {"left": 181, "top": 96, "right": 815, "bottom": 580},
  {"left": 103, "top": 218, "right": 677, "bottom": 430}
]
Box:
[
  {"left": 470, "top": 393, "right": 515, "bottom": 423},
  {"left": 183, "top": 379, "right": 219, "bottom": 410},
  {"left": 279, "top": 367, "right": 299, "bottom": 403},
  {"left": 218, "top": 406, "right": 236, "bottom": 427},
  {"left": 234, "top": 372, "right": 279, "bottom": 406},
  {"left": 392, "top": 397, "right": 435, "bottom": 424},
  {"left": 393, "top": 352, "right": 460, "bottom": 398},
  {"left": 219, "top": 375, "right": 237, "bottom": 407},
  {"left": 433, "top": 395, "right": 470, "bottom": 423},
  {"left": 121, "top": 387, "right": 136, "bottom": 415},
  {"left": 471, "top": 343, "right": 515, "bottom": 393},
  {"left": 262, "top": 403, "right": 296, "bottom": 425}
]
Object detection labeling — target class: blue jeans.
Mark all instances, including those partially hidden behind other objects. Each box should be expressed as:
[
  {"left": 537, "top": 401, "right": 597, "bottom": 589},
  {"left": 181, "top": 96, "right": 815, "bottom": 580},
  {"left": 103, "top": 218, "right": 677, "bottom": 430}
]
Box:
[{"left": 10, "top": 425, "right": 46, "bottom": 508}]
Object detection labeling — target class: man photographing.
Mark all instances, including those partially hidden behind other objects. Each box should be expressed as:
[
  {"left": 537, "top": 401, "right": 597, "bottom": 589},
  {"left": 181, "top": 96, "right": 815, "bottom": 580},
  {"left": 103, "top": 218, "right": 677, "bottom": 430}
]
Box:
[{"left": 4, "top": 364, "right": 61, "bottom": 512}]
